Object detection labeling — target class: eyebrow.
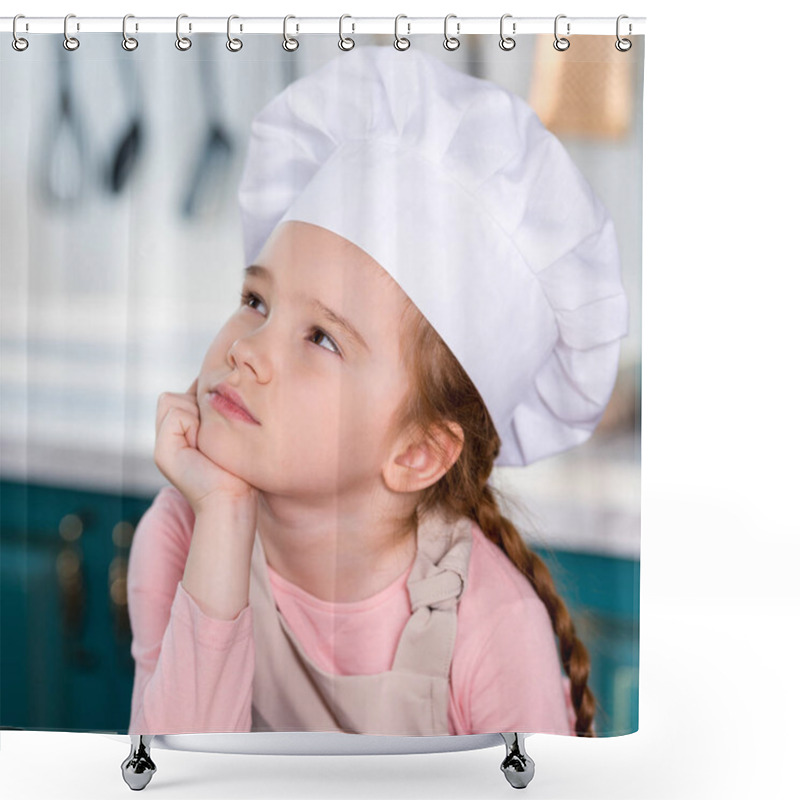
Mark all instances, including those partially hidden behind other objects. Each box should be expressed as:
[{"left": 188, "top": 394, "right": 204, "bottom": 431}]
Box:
[{"left": 243, "top": 264, "right": 370, "bottom": 354}]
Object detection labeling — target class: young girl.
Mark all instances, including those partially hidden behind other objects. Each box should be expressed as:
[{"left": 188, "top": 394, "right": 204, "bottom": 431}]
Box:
[{"left": 127, "top": 45, "right": 627, "bottom": 738}]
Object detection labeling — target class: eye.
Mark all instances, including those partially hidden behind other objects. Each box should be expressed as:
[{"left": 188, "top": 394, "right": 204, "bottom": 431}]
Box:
[
  {"left": 240, "top": 291, "right": 340, "bottom": 356},
  {"left": 309, "top": 328, "right": 341, "bottom": 356},
  {"left": 239, "top": 290, "right": 267, "bottom": 315}
]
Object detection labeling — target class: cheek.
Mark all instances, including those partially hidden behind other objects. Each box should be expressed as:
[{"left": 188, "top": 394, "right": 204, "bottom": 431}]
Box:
[{"left": 339, "top": 369, "right": 404, "bottom": 438}]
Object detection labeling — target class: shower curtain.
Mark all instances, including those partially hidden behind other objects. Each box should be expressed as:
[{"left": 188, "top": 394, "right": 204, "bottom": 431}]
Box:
[{"left": 0, "top": 18, "right": 643, "bottom": 748}]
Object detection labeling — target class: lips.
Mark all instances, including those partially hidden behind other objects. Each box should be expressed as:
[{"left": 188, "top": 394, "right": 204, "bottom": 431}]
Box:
[{"left": 210, "top": 384, "right": 259, "bottom": 424}]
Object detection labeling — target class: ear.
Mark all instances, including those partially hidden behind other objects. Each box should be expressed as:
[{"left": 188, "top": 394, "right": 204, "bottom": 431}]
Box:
[{"left": 382, "top": 421, "right": 464, "bottom": 494}]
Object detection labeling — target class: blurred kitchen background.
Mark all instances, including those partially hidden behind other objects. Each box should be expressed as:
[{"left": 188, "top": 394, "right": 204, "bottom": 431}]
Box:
[{"left": 0, "top": 32, "right": 642, "bottom": 735}]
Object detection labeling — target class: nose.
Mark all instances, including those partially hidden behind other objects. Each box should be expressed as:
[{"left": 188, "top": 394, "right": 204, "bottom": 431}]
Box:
[{"left": 227, "top": 328, "right": 274, "bottom": 383}]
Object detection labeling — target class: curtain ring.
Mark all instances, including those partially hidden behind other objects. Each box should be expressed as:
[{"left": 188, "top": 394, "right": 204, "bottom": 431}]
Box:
[
  {"left": 122, "top": 14, "right": 138, "bottom": 51},
  {"left": 12, "top": 14, "right": 29, "bottom": 52},
  {"left": 553, "top": 14, "right": 570, "bottom": 51},
  {"left": 338, "top": 14, "right": 355, "bottom": 51},
  {"left": 283, "top": 15, "right": 299, "bottom": 51},
  {"left": 499, "top": 14, "right": 515, "bottom": 51},
  {"left": 175, "top": 14, "right": 192, "bottom": 51},
  {"left": 615, "top": 14, "right": 632, "bottom": 52},
  {"left": 443, "top": 14, "right": 460, "bottom": 51},
  {"left": 394, "top": 15, "right": 410, "bottom": 51},
  {"left": 63, "top": 13, "right": 80, "bottom": 51},
  {"left": 227, "top": 15, "right": 243, "bottom": 52}
]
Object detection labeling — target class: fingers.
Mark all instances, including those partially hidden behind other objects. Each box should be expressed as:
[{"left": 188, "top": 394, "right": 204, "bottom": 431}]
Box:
[
  {"left": 178, "top": 409, "right": 198, "bottom": 450},
  {"left": 155, "top": 388, "right": 200, "bottom": 439},
  {"left": 154, "top": 403, "right": 199, "bottom": 475}
]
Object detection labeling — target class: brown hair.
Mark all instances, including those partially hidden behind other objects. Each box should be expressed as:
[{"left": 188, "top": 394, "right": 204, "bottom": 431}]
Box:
[{"left": 391, "top": 297, "right": 596, "bottom": 736}]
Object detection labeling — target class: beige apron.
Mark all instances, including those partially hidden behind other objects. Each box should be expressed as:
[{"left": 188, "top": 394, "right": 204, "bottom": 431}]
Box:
[{"left": 247, "top": 507, "right": 473, "bottom": 736}]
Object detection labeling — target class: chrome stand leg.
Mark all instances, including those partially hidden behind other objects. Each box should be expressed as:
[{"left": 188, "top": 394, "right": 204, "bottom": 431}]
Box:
[
  {"left": 121, "top": 735, "right": 157, "bottom": 790},
  {"left": 500, "top": 732, "right": 535, "bottom": 789}
]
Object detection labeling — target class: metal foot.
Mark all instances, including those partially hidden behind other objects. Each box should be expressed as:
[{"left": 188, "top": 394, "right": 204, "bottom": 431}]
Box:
[
  {"left": 121, "top": 735, "right": 157, "bottom": 790},
  {"left": 500, "top": 733, "right": 535, "bottom": 789}
]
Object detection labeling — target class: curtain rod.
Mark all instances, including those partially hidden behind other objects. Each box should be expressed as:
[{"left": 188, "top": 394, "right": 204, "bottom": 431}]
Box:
[{"left": 1, "top": 15, "right": 646, "bottom": 37}]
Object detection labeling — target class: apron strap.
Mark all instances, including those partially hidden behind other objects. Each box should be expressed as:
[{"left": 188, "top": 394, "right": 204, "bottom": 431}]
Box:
[
  {"left": 392, "top": 510, "right": 473, "bottom": 678},
  {"left": 407, "top": 570, "right": 464, "bottom": 611}
]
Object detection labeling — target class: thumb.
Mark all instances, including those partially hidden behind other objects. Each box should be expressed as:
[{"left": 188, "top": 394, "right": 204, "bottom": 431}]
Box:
[{"left": 188, "top": 377, "right": 199, "bottom": 397}]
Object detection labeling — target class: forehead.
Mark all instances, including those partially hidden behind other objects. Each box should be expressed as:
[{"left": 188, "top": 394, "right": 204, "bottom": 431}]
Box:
[
  {"left": 251, "top": 220, "right": 415, "bottom": 344},
  {"left": 256, "top": 221, "right": 403, "bottom": 295}
]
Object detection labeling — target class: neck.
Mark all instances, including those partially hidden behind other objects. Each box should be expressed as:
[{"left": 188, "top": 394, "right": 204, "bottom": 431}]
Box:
[{"left": 255, "top": 490, "right": 419, "bottom": 604}]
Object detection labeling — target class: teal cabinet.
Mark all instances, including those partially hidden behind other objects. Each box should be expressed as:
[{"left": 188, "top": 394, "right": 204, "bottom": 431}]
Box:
[
  {"left": 1, "top": 479, "right": 638, "bottom": 736},
  {"left": 534, "top": 549, "right": 640, "bottom": 734},
  {"left": 0, "top": 479, "right": 152, "bottom": 733}
]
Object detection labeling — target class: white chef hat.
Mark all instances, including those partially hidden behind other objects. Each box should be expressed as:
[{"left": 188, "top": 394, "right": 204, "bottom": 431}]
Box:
[{"left": 238, "top": 45, "right": 628, "bottom": 467}]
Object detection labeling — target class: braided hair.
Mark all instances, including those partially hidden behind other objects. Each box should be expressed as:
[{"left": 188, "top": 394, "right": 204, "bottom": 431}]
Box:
[{"left": 389, "top": 296, "right": 596, "bottom": 736}]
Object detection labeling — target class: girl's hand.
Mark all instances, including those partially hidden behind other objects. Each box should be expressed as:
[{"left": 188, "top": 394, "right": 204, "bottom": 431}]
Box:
[{"left": 154, "top": 378, "right": 257, "bottom": 516}]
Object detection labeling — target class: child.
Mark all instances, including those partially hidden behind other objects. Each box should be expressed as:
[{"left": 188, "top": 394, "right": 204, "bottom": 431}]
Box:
[{"left": 127, "top": 45, "right": 627, "bottom": 738}]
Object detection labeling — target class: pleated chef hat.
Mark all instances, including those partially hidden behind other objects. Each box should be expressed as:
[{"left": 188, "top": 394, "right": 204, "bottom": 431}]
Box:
[{"left": 238, "top": 45, "right": 629, "bottom": 467}]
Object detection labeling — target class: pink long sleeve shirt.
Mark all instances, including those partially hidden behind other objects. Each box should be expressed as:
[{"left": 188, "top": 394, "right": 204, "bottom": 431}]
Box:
[{"left": 127, "top": 485, "right": 576, "bottom": 736}]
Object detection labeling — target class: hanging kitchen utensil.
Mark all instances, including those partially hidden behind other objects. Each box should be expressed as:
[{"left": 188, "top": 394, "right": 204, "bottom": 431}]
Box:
[
  {"left": 107, "top": 51, "right": 145, "bottom": 194},
  {"left": 179, "top": 42, "right": 234, "bottom": 220},
  {"left": 40, "top": 39, "right": 88, "bottom": 210}
]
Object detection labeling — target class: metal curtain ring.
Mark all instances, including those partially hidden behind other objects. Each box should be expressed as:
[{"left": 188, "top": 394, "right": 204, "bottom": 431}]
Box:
[
  {"left": 443, "top": 14, "right": 460, "bottom": 51},
  {"left": 553, "top": 14, "right": 570, "bottom": 51},
  {"left": 394, "top": 15, "right": 410, "bottom": 51},
  {"left": 283, "top": 15, "right": 299, "bottom": 51},
  {"left": 227, "top": 15, "right": 243, "bottom": 52},
  {"left": 615, "top": 14, "right": 633, "bottom": 51},
  {"left": 338, "top": 14, "right": 355, "bottom": 51},
  {"left": 122, "top": 14, "right": 138, "bottom": 51},
  {"left": 499, "top": 14, "right": 515, "bottom": 51},
  {"left": 12, "top": 14, "right": 29, "bottom": 51},
  {"left": 175, "top": 14, "right": 191, "bottom": 50},
  {"left": 63, "top": 13, "right": 80, "bottom": 51}
]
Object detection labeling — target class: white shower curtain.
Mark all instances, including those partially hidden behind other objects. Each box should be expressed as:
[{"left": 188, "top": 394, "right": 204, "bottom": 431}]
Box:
[{"left": 0, "top": 19, "right": 642, "bottom": 744}]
